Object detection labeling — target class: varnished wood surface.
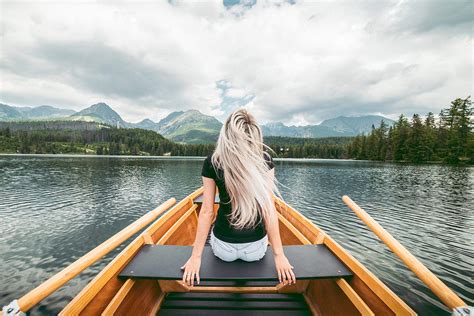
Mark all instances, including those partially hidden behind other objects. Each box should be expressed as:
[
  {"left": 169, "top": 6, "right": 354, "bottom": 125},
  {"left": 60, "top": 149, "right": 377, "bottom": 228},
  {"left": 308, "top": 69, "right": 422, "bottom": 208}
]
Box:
[{"left": 54, "top": 187, "right": 421, "bottom": 316}]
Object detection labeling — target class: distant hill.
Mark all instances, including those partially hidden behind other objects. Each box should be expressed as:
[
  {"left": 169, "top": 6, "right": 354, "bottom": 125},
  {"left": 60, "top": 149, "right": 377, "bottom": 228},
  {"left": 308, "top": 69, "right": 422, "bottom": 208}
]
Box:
[
  {"left": 155, "top": 110, "right": 222, "bottom": 144},
  {"left": 71, "top": 102, "right": 127, "bottom": 127},
  {"left": 319, "top": 115, "right": 394, "bottom": 135},
  {"left": 0, "top": 103, "right": 75, "bottom": 121},
  {"left": 16, "top": 105, "right": 75, "bottom": 119},
  {"left": 262, "top": 115, "right": 394, "bottom": 138},
  {"left": 261, "top": 122, "right": 353, "bottom": 138},
  {"left": 0, "top": 103, "right": 23, "bottom": 121},
  {"left": 131, "top": 118, "right": 159, "bottom": 131}
]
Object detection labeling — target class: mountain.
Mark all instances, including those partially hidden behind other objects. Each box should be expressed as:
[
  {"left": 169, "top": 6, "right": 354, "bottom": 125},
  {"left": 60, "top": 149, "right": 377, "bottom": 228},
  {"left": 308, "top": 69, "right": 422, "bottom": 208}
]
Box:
[
  {"left": 16, "top": 105, "right": 75, "bottom": 118},
  {"left": 155, "top": 110, "right": 222, "bottom": 144},
  {"left": 261, "top": 122, "right": 352, "bottom": 138},
  {"left": 319, "top": 115, "right": 394, "bottom": 135},
  {"left": 262, "top": 115, "right": 394, "bottom": 138},
  {"left": 71, "top": 102, "right": 127, "bottom": 127},
  {"left": 131, "top": 118, "right": 159, "bottom": 131},
  {"left": 1, "top": 101, "right": 396, "bottom": 143},
  {"left": 0, "top": 103, "right": 23, "bottom": 121},
  {"left": 0, "top": 103, "right": 75, "bottom": 121}
]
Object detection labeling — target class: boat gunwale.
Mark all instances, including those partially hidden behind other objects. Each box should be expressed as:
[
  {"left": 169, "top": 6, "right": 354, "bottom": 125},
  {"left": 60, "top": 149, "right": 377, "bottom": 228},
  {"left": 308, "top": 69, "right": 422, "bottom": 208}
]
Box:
[
  {"left": 274, "top": 196, "right": 416, "bottom": 315},
  {"left": 59, "top": 187, "right": 204, "bottom": 314}
]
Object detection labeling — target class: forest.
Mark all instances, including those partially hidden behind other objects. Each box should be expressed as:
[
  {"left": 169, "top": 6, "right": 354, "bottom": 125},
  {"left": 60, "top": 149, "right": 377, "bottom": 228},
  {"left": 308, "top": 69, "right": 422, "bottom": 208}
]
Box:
[
  {"left": 0, "top": 97, "right": 471, "bottom": 164},
  {"left": 0, "top": 127, "right": 214, "bottom": 156},
  {"left": 347, "top": 97, "right": 473, "bottom": 164}
]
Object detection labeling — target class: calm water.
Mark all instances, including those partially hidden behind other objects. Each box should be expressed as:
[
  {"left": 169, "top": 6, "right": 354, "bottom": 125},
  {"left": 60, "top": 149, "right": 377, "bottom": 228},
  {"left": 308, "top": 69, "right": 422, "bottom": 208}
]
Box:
[{"left": 0, "top": 155, "right": 472, "bottom": 315}]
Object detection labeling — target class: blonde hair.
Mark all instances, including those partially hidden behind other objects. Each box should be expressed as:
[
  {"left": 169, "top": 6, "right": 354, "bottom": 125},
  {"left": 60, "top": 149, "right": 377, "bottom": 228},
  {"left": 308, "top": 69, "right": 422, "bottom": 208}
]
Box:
[{"left": 212, "top": 108, "right": 282, "bottom": 229}]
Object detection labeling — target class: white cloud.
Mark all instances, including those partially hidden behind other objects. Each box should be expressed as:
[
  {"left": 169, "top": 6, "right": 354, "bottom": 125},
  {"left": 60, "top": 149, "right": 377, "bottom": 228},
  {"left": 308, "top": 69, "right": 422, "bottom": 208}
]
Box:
[{"left": 0, "top": 0, "right": 472, "bottom": 123}]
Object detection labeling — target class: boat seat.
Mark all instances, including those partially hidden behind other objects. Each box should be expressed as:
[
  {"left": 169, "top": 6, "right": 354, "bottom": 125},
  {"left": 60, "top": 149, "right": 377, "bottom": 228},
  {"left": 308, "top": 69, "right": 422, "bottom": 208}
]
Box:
[{"left": 119, "top": 245, "right": 352, "bottom": 281}]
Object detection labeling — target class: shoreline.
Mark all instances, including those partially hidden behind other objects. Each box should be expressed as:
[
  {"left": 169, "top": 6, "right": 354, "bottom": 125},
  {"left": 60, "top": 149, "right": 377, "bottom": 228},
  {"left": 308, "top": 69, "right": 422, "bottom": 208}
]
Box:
[{"left": 1, "top": 153, "right": 472, "bottom": 166}]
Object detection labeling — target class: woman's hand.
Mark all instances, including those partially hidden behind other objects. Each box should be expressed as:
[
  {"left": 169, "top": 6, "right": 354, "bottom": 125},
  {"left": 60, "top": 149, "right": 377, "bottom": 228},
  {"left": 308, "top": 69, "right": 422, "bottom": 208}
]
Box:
[
  {"left": 181, "top": 255, "right": 201, "bottom": 286},
  {"left": 274, "top": 253, "right": 296, "bottom": 285}
]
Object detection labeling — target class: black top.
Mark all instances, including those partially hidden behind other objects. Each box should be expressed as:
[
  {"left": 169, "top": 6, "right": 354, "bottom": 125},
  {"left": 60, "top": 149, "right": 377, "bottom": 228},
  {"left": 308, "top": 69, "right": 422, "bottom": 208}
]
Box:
[{"left": 201, "top": 153, "right": 275, "bottom": 243}]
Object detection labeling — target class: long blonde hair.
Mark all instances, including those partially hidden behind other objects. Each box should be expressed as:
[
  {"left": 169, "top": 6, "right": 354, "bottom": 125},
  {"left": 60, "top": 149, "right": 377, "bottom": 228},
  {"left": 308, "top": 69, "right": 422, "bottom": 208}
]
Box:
[{"left": 212, "top": 108, "right": 282, "bottom": 229}]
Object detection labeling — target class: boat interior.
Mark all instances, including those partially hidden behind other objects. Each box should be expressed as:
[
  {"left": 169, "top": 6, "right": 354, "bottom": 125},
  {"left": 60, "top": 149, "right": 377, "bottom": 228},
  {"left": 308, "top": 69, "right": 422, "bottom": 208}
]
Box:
[{"left": 57, "top": 187, "right": 417, "bottom": 316}]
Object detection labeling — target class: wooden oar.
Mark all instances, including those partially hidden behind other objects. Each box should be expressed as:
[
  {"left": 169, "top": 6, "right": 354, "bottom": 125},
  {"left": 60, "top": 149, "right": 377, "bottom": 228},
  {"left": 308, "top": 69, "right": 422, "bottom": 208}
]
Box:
[
  {"left": 342, "top": 195, "right": 466, "bottom": 311},
  {"left": 1, "top": 198, "right": 176, "bottom": 316}
]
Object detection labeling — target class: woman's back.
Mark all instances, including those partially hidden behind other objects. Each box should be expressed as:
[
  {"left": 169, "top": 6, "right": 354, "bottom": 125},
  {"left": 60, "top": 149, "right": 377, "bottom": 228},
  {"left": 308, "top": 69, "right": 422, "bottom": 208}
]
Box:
[{"left": 201, "top": 153, "right": 275, "bottom": 243}]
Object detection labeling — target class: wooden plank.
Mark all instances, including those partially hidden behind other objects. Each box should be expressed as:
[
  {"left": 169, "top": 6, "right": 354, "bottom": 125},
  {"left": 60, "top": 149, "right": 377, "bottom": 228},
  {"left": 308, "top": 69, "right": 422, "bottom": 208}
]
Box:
[
  {"left": 303, "top": 293, "right": 322, "bottom": 316},
  {"left": 158, "top": 280, "right": 190, "bottom": 293},
  {"left": 189, "top": 286, "right": 279, "bottom": 294},
  {"left": 305, "top": 279, "right": 360, "bottom": 316},
  {"left": 315, "top": 232, "right": 325, "bottom": 244},
  {"left": 142, "top": 233, "right": 154, "bottom": 245},
  {"left": 274, "top": 198, "right": 321, "bottom": 243},
  {"left": 277, "top": 280, "right": 310, "bottom": 294},
  {"left": 157, "top": 204, "right": 198, "bottom": 245},
  {"left": 336, "top": 278, "right": 374, "bottom": 316},
  {"left": 277, "top": 212, "right": 311, "bottom": 245},
  {"left": 114, "top": 280, "right": 162, "bottom": 315},
  {"left": 151, "top": 292, "right": 166, "bottom": 315},
  {"left": 149, "top": 199, "right": 194, "bottom": 243},
  {"left": 162, "top": 216, "right": 198, "bottom": 246},
  {"left": 101, "top": 279, "right": 135, "bottom": 315}
]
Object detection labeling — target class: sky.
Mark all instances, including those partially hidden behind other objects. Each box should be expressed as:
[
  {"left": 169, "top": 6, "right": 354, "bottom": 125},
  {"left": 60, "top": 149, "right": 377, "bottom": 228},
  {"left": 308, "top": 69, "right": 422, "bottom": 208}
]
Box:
[{"left": 0, "top": 0, "right": 472, "bottom": 125}]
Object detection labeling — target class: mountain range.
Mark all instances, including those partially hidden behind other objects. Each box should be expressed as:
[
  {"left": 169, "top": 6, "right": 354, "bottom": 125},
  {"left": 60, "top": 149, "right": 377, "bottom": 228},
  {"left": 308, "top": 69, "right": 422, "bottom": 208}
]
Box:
[
  {"left": 0, "top": 102, "right": 394, "bottom": 144},
  {"left": 0, "top": 103, "right": 75, "bottom": 120}
]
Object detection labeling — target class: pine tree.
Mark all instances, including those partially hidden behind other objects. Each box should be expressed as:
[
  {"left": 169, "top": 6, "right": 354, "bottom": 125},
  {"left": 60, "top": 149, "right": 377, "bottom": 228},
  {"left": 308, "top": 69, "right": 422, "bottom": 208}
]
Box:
[
  {"left": 424, "top": 112, "right": 436, "bottom": 161},
  {"left": 392, "top": 115, "right": 410, "bottom": 161},
  {"left": 407, "top": 114, "right": 424, "bottom": 163}
]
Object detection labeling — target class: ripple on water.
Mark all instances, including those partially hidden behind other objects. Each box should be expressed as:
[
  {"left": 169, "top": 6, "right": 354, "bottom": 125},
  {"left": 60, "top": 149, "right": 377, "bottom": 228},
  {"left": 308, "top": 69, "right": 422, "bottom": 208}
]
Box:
[{"left": 0, "top": 156, "right": 472, "bottom": 315}]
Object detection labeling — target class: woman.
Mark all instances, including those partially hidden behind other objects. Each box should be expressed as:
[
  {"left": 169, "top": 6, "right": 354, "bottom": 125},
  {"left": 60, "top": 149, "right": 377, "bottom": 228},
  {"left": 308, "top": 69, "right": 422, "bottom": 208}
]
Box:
[{"left": 181, "top": 108, "right": 296, "bottom": 287}]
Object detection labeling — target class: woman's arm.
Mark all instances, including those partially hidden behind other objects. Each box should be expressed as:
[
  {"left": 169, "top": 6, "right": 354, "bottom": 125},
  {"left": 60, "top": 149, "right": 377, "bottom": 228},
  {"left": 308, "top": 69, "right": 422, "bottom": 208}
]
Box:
[
  {"left": 181, "top": 177, "right": 216, "bottom": 286},
  {"left": 264, "top": 168, "right": 296, "bottom": 285}
]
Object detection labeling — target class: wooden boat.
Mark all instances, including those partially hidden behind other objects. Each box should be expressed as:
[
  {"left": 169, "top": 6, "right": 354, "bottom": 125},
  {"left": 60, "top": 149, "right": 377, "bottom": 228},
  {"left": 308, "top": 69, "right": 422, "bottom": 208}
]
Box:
[{"left": 1, "top": 187, "right": 468, "bottom": 315}]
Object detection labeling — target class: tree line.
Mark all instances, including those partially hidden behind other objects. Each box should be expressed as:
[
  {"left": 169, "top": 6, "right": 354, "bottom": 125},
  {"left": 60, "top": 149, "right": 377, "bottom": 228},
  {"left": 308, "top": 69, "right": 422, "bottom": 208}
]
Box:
[
  {"left": 0, "top": 96, "right": 471, "bottom": 164},
  {"left": 0, "top": 127, "right": 215, "bottom": 156},
  {"left": 264, "top": 136, "right": 352, "bottom": 159},
  {"left": 347, "top": 97, "right": 473, "bottom": 164}
]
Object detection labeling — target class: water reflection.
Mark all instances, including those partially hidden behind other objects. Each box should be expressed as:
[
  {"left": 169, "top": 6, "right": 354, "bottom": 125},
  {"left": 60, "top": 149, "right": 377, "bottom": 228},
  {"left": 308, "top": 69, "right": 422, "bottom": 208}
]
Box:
[{"left": 0, "top": 156, "right": 472, "bottom": 315}]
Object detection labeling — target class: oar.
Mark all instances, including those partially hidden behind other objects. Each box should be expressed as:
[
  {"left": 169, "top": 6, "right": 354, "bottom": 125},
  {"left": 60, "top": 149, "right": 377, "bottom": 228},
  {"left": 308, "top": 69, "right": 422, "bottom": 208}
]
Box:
[
  {"left": 1, "top": 198, "right": 176, "bottom": 316},
  {"left": 342, "top": 195, "right": 469, "bottom": 313}
]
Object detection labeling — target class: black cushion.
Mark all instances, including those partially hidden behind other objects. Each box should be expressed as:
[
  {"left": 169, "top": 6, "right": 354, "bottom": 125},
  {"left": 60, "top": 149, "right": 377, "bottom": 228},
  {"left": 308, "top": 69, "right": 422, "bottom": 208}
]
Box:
[{"left": 119, "top": 245, "right": 352, "bottom": 281}]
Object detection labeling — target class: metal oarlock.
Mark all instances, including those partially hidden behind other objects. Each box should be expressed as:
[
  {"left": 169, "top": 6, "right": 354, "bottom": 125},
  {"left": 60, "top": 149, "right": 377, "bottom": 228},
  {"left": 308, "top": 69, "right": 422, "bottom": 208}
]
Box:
[{"left": 2, "top": 300, "right": 26, "bottom": 316}]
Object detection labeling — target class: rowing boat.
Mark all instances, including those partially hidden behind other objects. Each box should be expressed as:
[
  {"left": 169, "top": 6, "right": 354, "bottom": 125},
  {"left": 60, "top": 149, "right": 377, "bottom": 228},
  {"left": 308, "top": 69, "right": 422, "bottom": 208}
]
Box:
[{"left": 1, "top": 187, "right": 468, "bottom": 315}]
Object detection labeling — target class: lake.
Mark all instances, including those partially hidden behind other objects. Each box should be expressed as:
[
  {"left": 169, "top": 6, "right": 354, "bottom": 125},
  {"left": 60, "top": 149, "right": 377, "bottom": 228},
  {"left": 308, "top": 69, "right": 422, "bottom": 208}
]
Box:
[{"left": 0, "top": 155, "right": 472, "bottom": 315}]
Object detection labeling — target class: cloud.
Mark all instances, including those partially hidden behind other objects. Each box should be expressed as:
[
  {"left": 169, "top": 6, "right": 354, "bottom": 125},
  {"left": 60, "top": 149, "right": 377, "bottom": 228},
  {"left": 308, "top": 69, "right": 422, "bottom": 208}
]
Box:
[{"left": 0, "top": 0, "right": 472, "bottom": 123}]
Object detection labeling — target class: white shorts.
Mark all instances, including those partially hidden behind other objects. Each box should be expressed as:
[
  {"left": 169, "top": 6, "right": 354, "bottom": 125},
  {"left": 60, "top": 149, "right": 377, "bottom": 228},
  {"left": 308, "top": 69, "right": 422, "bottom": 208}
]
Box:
[{"left": 210, "top": 231, "right": 268, "bottom": 262}]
